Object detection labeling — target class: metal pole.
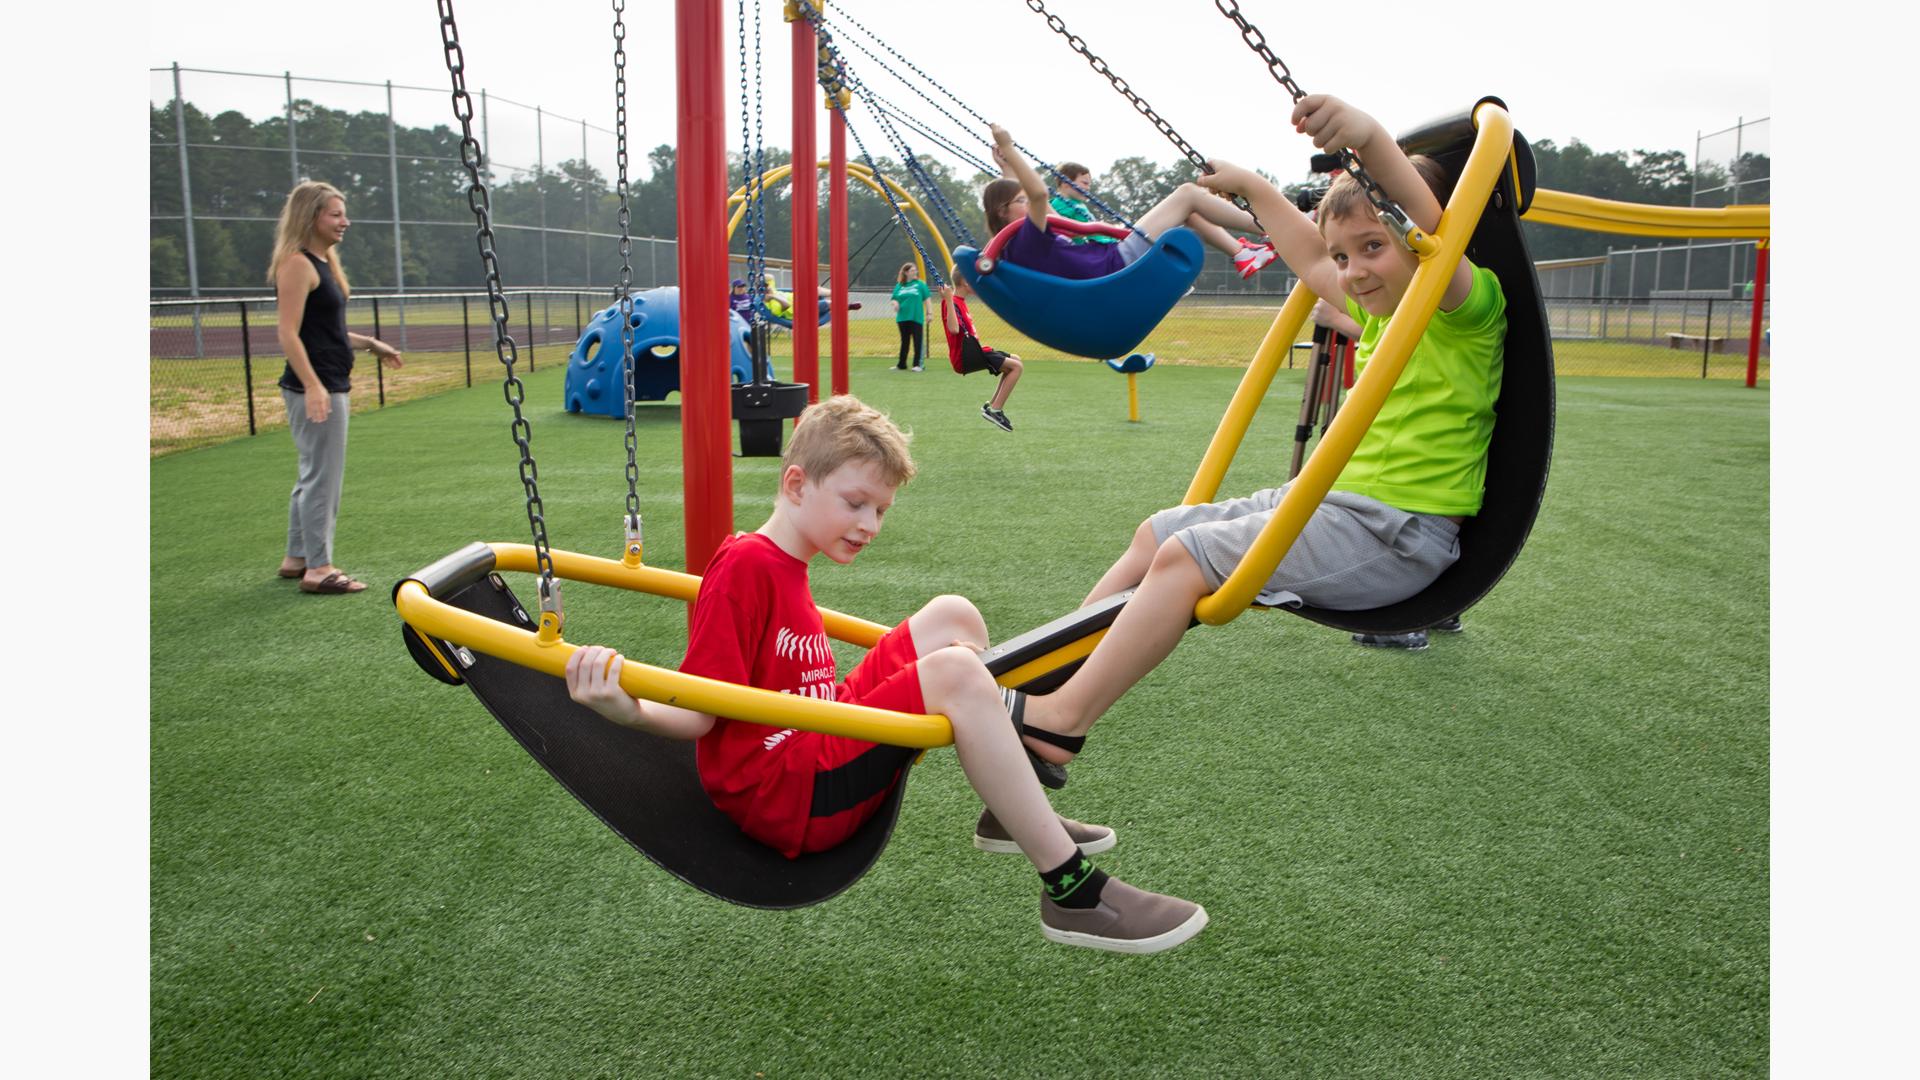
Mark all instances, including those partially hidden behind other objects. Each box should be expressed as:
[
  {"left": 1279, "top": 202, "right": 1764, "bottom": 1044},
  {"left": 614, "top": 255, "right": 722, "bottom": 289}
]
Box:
[
  {"left": 1700, "top": 299, "right": 1712, "bottom": 379},
  {"left": 285, "top": 71, "right": 300, "bottom": 187},
  {"left": 537, "top": 105, "right": 550, "bottom": 286},
  {"left": 386, "top": 82, "right": 408, "bottom": 350},
  {"left": 171, "top": 63, "right": 204, "bottom": 358},
  {"left": 1745, "top": 244, "right": 1768, "bottom": 389},
  {"left": 480, "top": 89, "right": 491, "bottom": 183},
  {"left": 678, "top": 0, "right": 734, "bottom": 576},
  {"left": 789, "top": 6, "right": 819, "bottom": 403},
  {"left": 461, "top": 294, "right": 472, "bottom": 387},
  {"left": 240, "top": 301, "right": 257, "bottom": 436},
  {"left": 829, "top": 103, "right": 849, "bottom": 395},
  {"left": 1600, "top": 245, "right": 1612, "bottom": 339},
  {"left": 582, "top": 118, "right": 592, "bottom": 288},
  {"left": 525, "top": 293, "right": 536, "bottom": 371},
  {"left": 372, "top": 297, "right": 386, "bottom": 405},
  {"left": 574, "top": 293, "right": 582, "bottom": 339}
]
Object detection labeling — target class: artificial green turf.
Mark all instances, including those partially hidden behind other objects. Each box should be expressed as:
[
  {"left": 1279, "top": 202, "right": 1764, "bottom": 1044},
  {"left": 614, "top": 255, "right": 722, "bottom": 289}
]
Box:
[{"left": 151, "top": 358, "right": 1767, "bottom": 1077}]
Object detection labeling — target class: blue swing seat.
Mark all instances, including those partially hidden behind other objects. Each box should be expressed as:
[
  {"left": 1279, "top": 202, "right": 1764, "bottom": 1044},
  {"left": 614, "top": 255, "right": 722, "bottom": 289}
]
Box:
[
  {"left": 754, "top": 297, "right": 833, "bottom": 330},
  {"left": 952, "top": 222, "right": 1203, "bottom": 360}
]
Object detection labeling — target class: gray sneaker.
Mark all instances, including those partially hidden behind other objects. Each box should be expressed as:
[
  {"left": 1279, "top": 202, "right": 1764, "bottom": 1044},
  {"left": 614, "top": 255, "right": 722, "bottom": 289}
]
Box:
[
  {"left": 1041, "top": 878, "right": 1208, "bottom": 954},
  {"left": 1351, "top": 628, "right": 1429, "bottom": 650},
  {"left": 974, "top": 808, "right": 1115, "bottom": 855},
  {"left": 981, "top": 404, "right": 1014, "bottom": 432}
]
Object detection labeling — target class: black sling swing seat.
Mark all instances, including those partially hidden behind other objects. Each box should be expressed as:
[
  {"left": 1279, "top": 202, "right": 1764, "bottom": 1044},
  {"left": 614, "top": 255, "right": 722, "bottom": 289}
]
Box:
[{"left": 396, "top": 542, "right": 1081, "bottom": 909}]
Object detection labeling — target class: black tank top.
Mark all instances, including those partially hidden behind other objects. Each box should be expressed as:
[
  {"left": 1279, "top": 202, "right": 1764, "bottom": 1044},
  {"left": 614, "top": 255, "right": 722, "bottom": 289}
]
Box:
[{"left": 279, "top": 251, "right": 355, "bottom": 394}]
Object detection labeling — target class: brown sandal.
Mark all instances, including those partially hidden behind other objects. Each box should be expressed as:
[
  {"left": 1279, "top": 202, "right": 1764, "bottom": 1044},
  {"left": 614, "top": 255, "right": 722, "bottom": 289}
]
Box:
[{"left": 300, "top": 571, "right": 367, "bottom": 594}]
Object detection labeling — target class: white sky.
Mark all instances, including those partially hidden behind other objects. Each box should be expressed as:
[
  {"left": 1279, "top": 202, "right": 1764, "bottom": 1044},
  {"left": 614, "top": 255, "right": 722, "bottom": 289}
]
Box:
[{"left": 147, "top": 0, "right": 1770, "bottom": 189}]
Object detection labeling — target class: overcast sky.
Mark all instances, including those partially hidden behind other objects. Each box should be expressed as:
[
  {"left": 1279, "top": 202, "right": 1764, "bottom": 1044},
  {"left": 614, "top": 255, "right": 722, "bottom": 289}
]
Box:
[{"left": 149, "top": 0, "right": 1770, "bottom": 188}]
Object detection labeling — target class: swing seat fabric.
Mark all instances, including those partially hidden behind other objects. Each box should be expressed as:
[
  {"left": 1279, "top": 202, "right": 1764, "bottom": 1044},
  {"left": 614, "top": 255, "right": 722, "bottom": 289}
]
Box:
[
  {"left": 401, "top": 565, "right": 908, "bottom": 910},
  {"left": 953, "top": 223, "right": 1203, "bottom": 360},
  {"left": 1284, "top": 99, "right": 1555, "bottom": 634}
]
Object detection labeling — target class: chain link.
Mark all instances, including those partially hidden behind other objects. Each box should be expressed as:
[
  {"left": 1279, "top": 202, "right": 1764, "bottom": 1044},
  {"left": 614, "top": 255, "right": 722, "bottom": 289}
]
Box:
[
  {"left": 436, "top": 0, "right": 560, "bottom": 613},
  {"left": 612, "top": 0, "right": 642, "bottom": 550},
  {"left": 1211, "top": 0, "right": 1416, "bottom": 242}
]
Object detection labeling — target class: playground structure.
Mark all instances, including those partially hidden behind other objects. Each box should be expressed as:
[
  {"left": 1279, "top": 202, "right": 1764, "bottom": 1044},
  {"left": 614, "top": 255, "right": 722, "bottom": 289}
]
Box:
[
  {"left": 562, "top": 287, "right": 757, "bottom": 417},
  {"left": 399, "top": 1, "right": 1772, "bottom": 907}
]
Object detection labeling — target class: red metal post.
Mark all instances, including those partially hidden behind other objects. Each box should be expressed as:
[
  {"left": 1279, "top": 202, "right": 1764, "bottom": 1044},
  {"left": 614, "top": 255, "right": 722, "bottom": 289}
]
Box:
[
  {"left": 829, "top": 104, "right": 850, "bottom": 396},
  {"left": 677, "top": 0, "right": 733, "bottom": 574},
  {"left": 1745, "top": 243, "right": 1768, "bottom": 389},
  {"left": 790, "top": 9, "right": 820, "bottom": 403}
]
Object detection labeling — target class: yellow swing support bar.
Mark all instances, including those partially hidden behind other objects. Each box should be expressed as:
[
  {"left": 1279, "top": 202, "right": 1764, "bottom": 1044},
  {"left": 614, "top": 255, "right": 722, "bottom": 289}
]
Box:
[
  {"left": 395, "top": 544, "right": 957, "bottom": 748},
  {"left": 1184, "top": 100, "right": 1517, "bottom": 626}
]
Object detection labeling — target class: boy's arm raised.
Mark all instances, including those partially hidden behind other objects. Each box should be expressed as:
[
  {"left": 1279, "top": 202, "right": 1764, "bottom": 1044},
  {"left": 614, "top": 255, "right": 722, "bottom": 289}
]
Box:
[
  {"left": 1292, "top": 94, "right": 1474, "bottom": 308},
  {"left": 1198, "top": 162, "right": 1341, "bottom": 303}
]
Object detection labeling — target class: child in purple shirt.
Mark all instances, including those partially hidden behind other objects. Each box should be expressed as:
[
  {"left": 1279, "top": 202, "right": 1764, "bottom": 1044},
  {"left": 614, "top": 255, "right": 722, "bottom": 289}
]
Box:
[{"left": 984, "top": 124, "right": 1277, "bottom": 282}]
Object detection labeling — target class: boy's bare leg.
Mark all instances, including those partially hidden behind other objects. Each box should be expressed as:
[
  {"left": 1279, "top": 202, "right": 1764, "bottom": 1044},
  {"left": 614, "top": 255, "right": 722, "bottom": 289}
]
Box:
[
  {"left": 1137, "top": 184, "right": 1262, "bottom": 256},
  {"left": 1083, "top": 519, "right": 1161, "bottom": 606},
  {"left": 1183, "top": 213, "right": 1242, "bottom": 255},
  {"left": 919, "top": 646, "right": 1078, "bottom": 871},
  {"left": 1025, "top": 538, "right": 1211, "bottom": 757},
  {"left": 988, "top": 357, "right": 1023, "bottom": 411}
]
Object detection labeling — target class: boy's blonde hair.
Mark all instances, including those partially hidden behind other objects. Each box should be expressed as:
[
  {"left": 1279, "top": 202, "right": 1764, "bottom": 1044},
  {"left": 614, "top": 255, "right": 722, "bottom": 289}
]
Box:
[
  {"left": 1315, "top": 154, "right": 1452, "bottom": 238},
  {"left": 783, "top": 395, "right": 916, "bottom": 488}
]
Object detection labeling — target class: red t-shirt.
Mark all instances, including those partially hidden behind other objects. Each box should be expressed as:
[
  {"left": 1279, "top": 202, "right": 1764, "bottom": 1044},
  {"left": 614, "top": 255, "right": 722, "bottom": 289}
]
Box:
[
  {"left": 939, "top": 295, "right": 990, "bottom": 374},
  {"left": 680, "top": 532, "right": 847, "bottom": 855}
]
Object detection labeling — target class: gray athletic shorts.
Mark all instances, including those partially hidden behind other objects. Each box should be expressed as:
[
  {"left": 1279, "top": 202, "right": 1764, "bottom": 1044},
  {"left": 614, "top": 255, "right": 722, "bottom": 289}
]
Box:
[
  {"left": 1149, "top": 485, "right": 1461, "bottom": 610},
  {"left": 1117, "top": 229, "right": 1152, "bottom": 263}
]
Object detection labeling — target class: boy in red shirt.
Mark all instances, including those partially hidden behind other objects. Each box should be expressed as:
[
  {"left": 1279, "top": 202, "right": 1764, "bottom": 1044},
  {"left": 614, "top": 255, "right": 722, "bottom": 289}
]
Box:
[
  {"left": 935, "top": 279, "right": 1024, "bottom": 433},
  {"left": 566, "top": 395, "right": 1205, "bottom": 953}
]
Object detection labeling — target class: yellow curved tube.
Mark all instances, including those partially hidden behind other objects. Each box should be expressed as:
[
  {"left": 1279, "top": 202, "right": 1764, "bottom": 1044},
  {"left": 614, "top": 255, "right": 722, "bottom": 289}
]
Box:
[
  {"left": 396, "top": 545, "right": 951, "bottom": 747},
  {"left": 727, "top": 161, "right": 955, "bottom": 285},
  {"left": 1526, "top": 189, "right": 1769, "bottom": 239},
  {"left": 1190, "top": 102, "right": 1516, "bottom": 625}
]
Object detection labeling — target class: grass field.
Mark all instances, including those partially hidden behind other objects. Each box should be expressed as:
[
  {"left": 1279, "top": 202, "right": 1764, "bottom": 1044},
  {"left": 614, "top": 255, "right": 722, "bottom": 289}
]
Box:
[{"left": 151, "top": 356, "right": 1768, "bottom": 1077}]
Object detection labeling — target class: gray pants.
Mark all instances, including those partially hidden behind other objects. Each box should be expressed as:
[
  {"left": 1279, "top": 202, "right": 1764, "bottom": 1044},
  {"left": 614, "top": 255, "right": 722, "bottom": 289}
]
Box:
[
  {"left": 1150, "top": 484, "right": 1460, "bottom": 610},
  {"left": 282, "top": 388, "right": 351, "bottom": 566}
]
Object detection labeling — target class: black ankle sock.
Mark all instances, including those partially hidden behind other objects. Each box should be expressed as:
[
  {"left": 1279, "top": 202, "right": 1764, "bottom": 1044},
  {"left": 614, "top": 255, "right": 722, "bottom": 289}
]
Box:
[{"left": 1041, "top": 853, "right": 1109, "bottom": 909}]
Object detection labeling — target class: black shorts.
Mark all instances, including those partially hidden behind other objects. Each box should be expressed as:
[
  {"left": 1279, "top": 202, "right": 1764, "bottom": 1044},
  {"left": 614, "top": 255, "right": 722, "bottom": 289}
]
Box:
[{"left": 958, "top": 338, "right": 1008, "bottom": 376}]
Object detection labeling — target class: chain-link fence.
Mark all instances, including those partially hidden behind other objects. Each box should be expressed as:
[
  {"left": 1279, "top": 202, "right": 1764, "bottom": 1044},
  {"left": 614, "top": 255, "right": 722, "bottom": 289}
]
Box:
[{"left": 152, "top": 289, "right": 606, "bottom": 455}]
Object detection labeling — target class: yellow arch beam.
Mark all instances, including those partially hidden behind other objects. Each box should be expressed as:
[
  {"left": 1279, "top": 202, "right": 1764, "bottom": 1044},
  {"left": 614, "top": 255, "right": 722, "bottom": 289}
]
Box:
[
  {"left": 726, "top": 160, "right": 955, "bottom": 284},
  {"left": 1525, "top": 189, "right": 1769, "bottom": 240}
]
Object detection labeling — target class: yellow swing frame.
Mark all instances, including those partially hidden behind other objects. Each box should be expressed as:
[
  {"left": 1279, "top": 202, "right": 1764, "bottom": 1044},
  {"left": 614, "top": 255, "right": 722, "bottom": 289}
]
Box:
[{"left": 395, "top": 101, "right": 1537, "bottom": 749}]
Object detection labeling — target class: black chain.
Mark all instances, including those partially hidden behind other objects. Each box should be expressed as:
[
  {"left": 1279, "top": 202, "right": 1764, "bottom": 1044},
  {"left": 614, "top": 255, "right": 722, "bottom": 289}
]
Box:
[
  {"left": 437, "top": 0, "right": 560, "bottom": 617},
  {"left": 1211, "top": 0, "right": 1419, "bottom": 244},
  {"left": 1020, "top": 0, "right": 1260, "bottom": 235},
  {"left": 612, "top": 0, "right": 642, "bottom": 554}
]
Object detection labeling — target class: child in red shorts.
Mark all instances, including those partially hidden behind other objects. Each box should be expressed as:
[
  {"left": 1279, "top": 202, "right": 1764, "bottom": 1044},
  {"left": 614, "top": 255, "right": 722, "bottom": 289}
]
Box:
[
  {"left": 936, "top": 280, "right": 1024, "bottom": 433},
  {"left": 566, "top": 395, "right": 1205, "bottom": 953}
]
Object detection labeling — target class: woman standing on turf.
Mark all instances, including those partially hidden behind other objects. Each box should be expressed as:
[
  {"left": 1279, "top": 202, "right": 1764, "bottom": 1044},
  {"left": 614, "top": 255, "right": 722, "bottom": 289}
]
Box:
[
  {"left": 889, "top": 262, "right": 932, "bottom": 371},
  {"left": 268, "top": 180, "right": 403, "bottom": 594}
]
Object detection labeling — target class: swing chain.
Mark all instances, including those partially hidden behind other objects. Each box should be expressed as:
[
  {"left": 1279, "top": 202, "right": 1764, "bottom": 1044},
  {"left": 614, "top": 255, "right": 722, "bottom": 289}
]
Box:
[
  {"left": 436, "top": 0, "right": 561, "bottom": 620},
  {"left": 1211, "top": 0, "right": 1421, "bottom": 248},
  {"left": 1021, "top": 0, "right": 1208, "bottom": 177},
  {"left": 612, "top": 0, "right": 642, "bottom": 553}
]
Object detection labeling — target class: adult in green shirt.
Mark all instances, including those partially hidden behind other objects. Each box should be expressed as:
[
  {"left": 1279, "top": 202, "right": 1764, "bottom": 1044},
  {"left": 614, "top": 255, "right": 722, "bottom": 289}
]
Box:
[{"left": 890, "top": 263, "right": 933, "bottom": 371}]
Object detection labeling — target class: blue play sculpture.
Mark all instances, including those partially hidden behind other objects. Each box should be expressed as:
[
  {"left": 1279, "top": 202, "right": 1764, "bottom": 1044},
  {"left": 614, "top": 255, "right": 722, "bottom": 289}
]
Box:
[{"left": 564, "top": 286, "right": 758, "bottom": 416}]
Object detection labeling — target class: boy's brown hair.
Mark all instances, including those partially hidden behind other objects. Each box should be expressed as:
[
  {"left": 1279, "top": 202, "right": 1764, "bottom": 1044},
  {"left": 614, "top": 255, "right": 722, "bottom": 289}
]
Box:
[
  {"left": 784, "top": 395, "right": 916, "bottom": 488},
  {"left": 1055, "top": 162, "right": 1091, "bottom": 185},
  {"left": 1315, "top": 153, "right": 1452, "bottom": 237}
]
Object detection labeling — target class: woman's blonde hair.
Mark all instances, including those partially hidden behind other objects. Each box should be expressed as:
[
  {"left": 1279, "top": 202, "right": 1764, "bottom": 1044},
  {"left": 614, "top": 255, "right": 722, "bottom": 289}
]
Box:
[
  {"left": 784, "top": 395, "right": 915, "bottom": 488},
  {"left": 267, "top": 181, "right": 351, "bottom": 297},
  {"left": 897, "top": 262, "right": 918, "bottom": 284}
]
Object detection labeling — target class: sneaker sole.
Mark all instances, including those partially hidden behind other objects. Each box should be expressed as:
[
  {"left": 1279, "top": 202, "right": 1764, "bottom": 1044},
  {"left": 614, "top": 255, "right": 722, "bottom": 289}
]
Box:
[
  {"left": 974, "top": 830, "right": 1116, "bottom": 856},
  {"left": 1351, "top": 636, "right": 1429, "bottom": 650},
  {"left": 1042, "top": 905, "right": 1208, "bottom": 955}
]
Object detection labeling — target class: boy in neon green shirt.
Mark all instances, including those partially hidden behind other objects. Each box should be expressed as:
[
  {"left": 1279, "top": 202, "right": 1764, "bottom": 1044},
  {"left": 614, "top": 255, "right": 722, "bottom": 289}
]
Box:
[{"left": 997, "top": 94, "right": 1507, "bottom": 777}]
